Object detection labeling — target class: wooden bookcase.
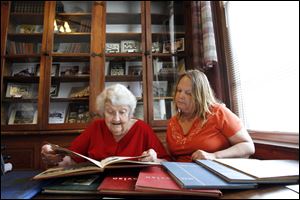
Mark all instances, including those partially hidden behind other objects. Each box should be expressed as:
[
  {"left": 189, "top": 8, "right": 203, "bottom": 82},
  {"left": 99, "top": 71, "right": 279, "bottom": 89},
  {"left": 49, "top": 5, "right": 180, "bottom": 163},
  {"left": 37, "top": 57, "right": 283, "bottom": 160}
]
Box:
[{"left": 1, "top": 1, "right": 191, "bottom": 169}]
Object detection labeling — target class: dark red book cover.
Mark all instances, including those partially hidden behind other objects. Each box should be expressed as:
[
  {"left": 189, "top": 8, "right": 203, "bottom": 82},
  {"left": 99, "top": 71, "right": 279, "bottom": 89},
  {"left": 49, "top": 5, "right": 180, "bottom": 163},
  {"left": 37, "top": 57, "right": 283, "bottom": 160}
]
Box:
[
  {"left": 98, "top": 169, "right": 153, "bottom": 195},
  {"left": 135, "top": 166, "right": 223, "bottom": 197}
]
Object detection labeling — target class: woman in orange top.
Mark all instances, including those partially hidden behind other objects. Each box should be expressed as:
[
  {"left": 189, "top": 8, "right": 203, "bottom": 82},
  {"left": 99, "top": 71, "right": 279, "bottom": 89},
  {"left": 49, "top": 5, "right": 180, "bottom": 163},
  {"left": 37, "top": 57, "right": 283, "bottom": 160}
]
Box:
[{"left": 166, "top": 70, "right": 255, "bottom": 162}]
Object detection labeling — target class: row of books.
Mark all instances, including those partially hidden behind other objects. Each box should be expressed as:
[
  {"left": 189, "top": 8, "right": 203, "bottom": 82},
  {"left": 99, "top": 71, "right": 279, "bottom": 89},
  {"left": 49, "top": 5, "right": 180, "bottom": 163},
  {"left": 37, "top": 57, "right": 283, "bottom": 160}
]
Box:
[
  {"left": 6, "top": 41, "right": 41, "bottom": 55},
  {"left": 11, "top": 1, "right": 44, "bottom": 14},
  {"left": 55, "top": 43, "right": 90, "bottom": 53}
]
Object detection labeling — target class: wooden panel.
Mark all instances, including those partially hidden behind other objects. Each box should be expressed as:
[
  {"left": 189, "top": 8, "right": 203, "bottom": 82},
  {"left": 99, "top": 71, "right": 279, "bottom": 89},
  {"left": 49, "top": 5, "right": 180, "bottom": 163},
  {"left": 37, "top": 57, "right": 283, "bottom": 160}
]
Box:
[{"left": 252, "top": 143, "right": 299, "bottom": 160}]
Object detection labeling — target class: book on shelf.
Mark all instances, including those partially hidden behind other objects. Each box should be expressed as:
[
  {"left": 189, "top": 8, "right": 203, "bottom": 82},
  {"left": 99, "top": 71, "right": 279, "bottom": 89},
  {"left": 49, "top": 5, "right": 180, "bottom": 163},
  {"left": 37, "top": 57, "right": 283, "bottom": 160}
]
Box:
[
  {"left": 135, "top": 166, "right": 222, "bottom": 197},
  {"left": 42, "top": 174, "right": 103, "bottom": 194},
  {"left": 199, "top": 159, "right": 299, "bottom": 184},
  {"left": 33, "top": 143, "right": 160, "bottom": 180},
  {"left": 161, "top": 162, "right": 257, "bottom": 189}
]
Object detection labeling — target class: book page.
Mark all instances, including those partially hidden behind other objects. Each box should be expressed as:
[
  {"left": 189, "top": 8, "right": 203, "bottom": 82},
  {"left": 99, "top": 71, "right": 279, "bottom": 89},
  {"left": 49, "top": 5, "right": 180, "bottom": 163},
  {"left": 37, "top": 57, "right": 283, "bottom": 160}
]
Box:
[
  {"left": 100, "top": 155, "right": 148, "bottom": 168},
  {"left": 49, "top": 143, "right": 103, "bottom": 168}
]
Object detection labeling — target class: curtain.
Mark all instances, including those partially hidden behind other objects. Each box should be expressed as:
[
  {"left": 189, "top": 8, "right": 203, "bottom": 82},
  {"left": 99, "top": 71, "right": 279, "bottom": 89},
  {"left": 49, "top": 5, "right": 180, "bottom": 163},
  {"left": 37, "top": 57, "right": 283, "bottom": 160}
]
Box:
[{"left": 199, "top": 1, "right": 218, "bottom": 70}]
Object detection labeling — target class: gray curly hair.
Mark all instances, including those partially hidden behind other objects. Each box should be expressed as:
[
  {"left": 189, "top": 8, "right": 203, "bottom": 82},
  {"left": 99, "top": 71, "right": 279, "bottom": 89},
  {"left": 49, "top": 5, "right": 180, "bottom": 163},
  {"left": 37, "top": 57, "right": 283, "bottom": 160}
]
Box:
[{"left": 96, "top": 84, "right": 137, "bottom": 117}]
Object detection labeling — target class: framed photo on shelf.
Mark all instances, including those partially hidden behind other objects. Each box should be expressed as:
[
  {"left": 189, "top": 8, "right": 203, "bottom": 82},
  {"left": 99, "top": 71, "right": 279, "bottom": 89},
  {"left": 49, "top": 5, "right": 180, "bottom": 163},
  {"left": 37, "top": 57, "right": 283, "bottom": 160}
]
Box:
[
  {"left": 59, "top": 65, "right": 79, "bottom": 76},
  {"left": 66, "top": 103, "right": 89, "bottom": 124},
  {"left": 69, "top": 86, "right": 89, "bottom": 98},
  {"left": 6, "top": 83, "right": 33, "bottom": 98},
  {"left": 8, "top": 109, "right": 37, "bottom": 125},
  {"left": 120, "top": 40, "right": 140, "bottom": 53},
  {"left": 152, "top": 42, "right": 161, "bottom": 53},
  {"left": 48, "top": 103, "right": 67, "bottom": 124},
  {"left": 128, "top": 65, "right": 142, "bottom": 76},
  {"left": 50, "top": 84, "right": 59, "bottom": 97},
  {"left": 109, "top": 61, "right": 126, "bottom": 76},
  {"left": 105, "top": 43, "right": 120, "bottom": 53},
  {"left": 153, "top": 99, "right": 166, "bottom": 120},
  {"left": 162, "top": 38, "right": 184, "bottom": 53},
  {"left": 11, "top": 65, "right": 35, "bottom": 77},
  {"left": 35, "top": 64, "right": 59, "bottom": 77},
  {"left": 152, "top": 81, "right": 168, "bottom": 97}
]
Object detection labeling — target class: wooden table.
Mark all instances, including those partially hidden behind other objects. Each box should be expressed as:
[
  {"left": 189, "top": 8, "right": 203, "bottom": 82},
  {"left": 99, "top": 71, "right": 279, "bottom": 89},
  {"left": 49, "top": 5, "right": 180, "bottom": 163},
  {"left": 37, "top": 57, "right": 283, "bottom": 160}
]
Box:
[{"left": 34, "top": 185, "right": 299, "bottom": 199}]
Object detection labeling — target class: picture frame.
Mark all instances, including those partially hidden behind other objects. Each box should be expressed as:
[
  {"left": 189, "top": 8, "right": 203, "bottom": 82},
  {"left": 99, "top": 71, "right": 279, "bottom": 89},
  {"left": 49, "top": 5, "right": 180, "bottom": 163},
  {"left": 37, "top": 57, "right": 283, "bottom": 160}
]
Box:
[
  {"left": 109, "top": 61, "right": 126, "bottom": 76},
  {"left": 35, "top": 63, "right": 59, "bottom": 77},
  {"left": 153, "top": 99, "right": 166, "bottom": 120},
  {"left": 128, "top": 65, "right": 142, "bottom": 76},
  {"left": 162, "top": 38, "right": 185, "bottom": 53},
  {"left": 105, "top": 43, "right": 120, "bottom": 53},
  {"left": 6, "top": 83, "right": 33, "bottom": 98},
  {"left": 11, "top": 65, "right": 35, "bottom": 77},
  {"left": 69, "top": 86, "right": 89, "bottom": 98},
  {"left": 120, "top": 40, "right": 140, "bottom": 53},
  {"left": 59, "top": 65, "right": 79, "bottom": 76},
  {"left": 50, "top": 84, "right": 59, "bottom": 97},
  {"left": 66, "top": 103, "right": 89, "bottom": 124},
  {"left": 8, "top": 109, "right": 37, "bottom": 125},
  {"left": 48, "top": 103, "right": 67, "bottom": 124},
  {"left": 152, "top": 81, "right": 168, "bottom": 97},
  {"left": 152, "top": 42, "right": 161, "bottom": 53}
]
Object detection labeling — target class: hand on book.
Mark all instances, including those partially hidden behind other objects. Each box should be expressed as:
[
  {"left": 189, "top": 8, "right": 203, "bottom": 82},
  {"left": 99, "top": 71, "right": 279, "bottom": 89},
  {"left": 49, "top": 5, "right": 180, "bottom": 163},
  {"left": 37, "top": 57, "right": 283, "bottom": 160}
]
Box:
[
  {"left": 41, "top": 144, "right": 75, "bottom": 167},
  {"left": 139, "top": 149, "right": 157, "bottom": 162},
  {"left": 41, "top": 144, "right": 64, "bottom": 166},
  {"left": 191, "top": 149, "right": 216, "bottom": 161}
]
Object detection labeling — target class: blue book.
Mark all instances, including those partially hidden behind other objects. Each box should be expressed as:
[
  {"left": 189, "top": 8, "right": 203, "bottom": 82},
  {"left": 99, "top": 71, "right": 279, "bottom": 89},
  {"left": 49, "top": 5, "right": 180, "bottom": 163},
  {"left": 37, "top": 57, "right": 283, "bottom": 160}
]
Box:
[
  {"left": 1, "top": 170, "right": 51, "bottom": 199},
  {"left": 195, "top": 160, "right": 256, "bottom": 183},
  {"left": 161, "top": 162, "right": 257, "bottom": 189}
]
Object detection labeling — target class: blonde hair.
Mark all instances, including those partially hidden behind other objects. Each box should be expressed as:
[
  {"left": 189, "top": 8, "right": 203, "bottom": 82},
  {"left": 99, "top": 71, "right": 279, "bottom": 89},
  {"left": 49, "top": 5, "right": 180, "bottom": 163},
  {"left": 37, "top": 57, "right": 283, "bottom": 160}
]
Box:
[
  {"left": 96, "top": 84, "right": 137, "bottom": 117},
  {"left": 174, "top": 69, "right": 218, "bottom": 123}
]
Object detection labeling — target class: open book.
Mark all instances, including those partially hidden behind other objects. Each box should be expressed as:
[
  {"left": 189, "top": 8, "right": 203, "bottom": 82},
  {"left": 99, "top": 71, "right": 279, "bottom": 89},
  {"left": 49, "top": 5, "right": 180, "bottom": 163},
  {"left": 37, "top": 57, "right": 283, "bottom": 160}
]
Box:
[{"left": 33, "top": 144, "right": 160, "bottom": 180}]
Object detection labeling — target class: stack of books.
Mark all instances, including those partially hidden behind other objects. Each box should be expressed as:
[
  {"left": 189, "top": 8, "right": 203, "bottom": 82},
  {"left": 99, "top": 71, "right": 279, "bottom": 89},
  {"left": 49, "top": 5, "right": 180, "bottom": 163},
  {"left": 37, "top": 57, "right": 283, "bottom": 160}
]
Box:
[
  {"left": 29, "top": 144, "right": 299, "bottom": 197},
  {"left": 161, "top": 159, "right": 299, "bottom": 189}
]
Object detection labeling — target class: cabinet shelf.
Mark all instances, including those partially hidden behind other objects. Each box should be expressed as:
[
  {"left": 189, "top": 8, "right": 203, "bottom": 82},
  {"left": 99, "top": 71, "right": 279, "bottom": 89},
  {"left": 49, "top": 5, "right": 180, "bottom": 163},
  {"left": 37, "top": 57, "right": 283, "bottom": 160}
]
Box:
[
  {"left": 105, "top": 75, "right": 142, "bottom": 82},
  {"left": 51, "top": 76, "right": 89, "bottom": 83},
  {"left": 3, "top": 76, "right": 39, "bottom": 83},
  {"left": 4, "top": 55, "right": 41, "bottom": 62},
  {"left": 7, "top": 33, "right": 43, "bottom": 41},
  {"left": 2, "top": 98, "right": 38, "bottom": 103},
  {"left": 50, "top": 98, "right": 89, "bottom": 102}
]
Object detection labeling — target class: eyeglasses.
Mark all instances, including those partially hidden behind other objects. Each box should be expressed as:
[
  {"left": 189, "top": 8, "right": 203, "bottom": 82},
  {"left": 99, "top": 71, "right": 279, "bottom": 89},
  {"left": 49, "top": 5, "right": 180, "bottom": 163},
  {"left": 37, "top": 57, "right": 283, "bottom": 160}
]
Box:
[{"left": 104, "top": 109, "right": 129, "bottom": 118}]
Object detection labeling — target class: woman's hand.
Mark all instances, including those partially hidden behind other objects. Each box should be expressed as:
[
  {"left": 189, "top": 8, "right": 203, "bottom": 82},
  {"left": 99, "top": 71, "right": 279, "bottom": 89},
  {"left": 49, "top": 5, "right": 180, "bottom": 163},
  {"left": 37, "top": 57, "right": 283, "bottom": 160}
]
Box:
[
  {"left": 191, "top": 149, "right": 216, "bottom": 160},
  {"left": 139, "top": 149, "right": 157, "bottom": 162},
  {"left": 41, "top": 144, "right": 64, "bottom": 166}
]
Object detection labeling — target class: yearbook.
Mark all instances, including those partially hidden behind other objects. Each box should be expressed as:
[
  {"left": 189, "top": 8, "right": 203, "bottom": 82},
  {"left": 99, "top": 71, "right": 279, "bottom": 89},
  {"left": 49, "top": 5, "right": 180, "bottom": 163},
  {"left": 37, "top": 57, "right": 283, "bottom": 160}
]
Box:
[
  {"left": 33, "top": 143, "right": 160, "bottom": 180},
  {"left": 135, "top": 165, "right": 223, "bottom": 197},
  {"left": 162, "top": 162, "right": 257, "bottom": 189}
]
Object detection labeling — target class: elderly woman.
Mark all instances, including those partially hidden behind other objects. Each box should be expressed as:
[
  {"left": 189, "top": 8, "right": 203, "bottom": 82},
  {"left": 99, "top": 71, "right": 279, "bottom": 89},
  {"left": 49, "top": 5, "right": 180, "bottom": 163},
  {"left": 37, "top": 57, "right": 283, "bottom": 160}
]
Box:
[{"left": 41, "top": 84, "right": 169, "bottom": 167}]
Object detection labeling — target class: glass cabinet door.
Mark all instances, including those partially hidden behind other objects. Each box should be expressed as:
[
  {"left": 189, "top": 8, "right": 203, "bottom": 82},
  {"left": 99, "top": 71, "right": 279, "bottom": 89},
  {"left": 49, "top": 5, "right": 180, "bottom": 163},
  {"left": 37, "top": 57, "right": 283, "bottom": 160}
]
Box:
[
  {"left": 48, "top": 1, "right": 93, "bottom": 127},
  {"left": 150, "top": 1, "right": 186, "bottom": 124},
  {"left": 105, "top": 1, "right": 144, "bottom": 120},
  {"left": 1, "top": 1, "right": 45, "bottom": 128}
]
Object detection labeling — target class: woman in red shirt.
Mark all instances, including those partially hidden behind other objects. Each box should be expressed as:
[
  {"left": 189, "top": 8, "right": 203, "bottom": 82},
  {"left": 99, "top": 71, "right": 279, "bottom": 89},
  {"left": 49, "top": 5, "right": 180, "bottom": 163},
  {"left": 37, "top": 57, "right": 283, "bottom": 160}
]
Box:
[
  {"left": 167, "top": 70, "right": 255, "bottom": 162},
  {"left": 41, "top": 84, "right": 169, "bottom": 167}
]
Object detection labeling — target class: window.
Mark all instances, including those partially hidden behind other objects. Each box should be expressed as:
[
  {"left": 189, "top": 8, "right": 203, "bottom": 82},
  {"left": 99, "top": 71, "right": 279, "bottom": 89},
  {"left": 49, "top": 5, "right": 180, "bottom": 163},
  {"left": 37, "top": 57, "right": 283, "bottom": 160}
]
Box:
[{"left": 225, "top": 2, "right": 299, "bottom": 134}]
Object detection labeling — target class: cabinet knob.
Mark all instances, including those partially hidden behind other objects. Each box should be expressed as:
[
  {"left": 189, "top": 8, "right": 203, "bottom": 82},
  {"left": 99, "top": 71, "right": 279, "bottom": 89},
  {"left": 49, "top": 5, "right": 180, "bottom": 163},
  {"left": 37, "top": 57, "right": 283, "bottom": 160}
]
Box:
[
  {"left": 43, "top": 52, "right": 49, "bottom": 56},
  {"left": 95, "top": 1, "right": 104, "bottom": 6},
  {"left": 144, "top": 51, "right": 150, "bottom": 56},
  {"left": 91, "top": 52, "right": 102, "bottom": 57}
]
